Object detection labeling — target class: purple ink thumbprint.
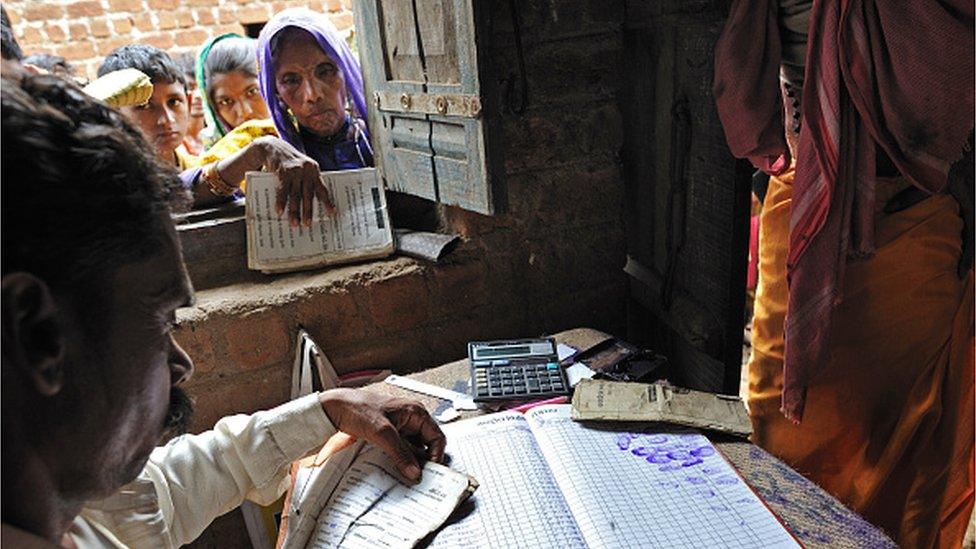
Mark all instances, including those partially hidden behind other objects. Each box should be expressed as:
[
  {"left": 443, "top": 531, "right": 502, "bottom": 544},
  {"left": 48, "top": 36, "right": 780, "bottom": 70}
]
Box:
[
  {"left": 691, "top": 446, "right": 716, "bottom": 458},
  {"left": 647, "top": 453, "right": 670, "bottom": 464},
  {"left": 631, "top": 446, "right": 651, "bottom": 457},
  {"left": 616, "top": 434, "right": 632, "bottom": 450}
]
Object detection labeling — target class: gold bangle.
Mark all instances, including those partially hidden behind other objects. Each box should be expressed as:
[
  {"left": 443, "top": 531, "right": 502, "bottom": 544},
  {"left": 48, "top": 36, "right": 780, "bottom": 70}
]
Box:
[{"left": 201, "top": 162, "right": 237, "bottom": 196}]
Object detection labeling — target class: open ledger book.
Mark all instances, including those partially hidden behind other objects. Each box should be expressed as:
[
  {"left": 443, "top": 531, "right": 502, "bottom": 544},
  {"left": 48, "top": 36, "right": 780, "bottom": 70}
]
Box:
[
  {"left": 426, "top": 405, "right": 800, "bottom": 548},
  {"left": 245, "top": 168, "right": 394, "bottom": 274}
]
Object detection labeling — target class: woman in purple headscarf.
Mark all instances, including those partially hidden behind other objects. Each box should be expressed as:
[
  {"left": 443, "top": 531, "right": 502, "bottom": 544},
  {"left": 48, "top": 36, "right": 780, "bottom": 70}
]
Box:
[
  {"left": 256, "top": 8, "right": 373, "bottom": 171},
  {"left": 179, "top": 9, "right": 372, "bottom": 226}
]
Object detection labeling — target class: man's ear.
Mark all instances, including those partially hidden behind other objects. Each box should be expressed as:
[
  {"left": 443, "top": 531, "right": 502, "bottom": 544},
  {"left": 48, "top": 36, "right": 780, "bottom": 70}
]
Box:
[{"left": 1, "top": 272, "right": 66, "bottom": 396}]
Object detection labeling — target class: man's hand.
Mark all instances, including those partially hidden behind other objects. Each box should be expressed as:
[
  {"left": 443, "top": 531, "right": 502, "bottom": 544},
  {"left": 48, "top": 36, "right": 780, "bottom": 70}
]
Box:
[
  {"left": 318, "top": 389, "right": 446, "bottom": 481},
  {"left": 253, "top": 136, "right": 336, "bottom": 227}
]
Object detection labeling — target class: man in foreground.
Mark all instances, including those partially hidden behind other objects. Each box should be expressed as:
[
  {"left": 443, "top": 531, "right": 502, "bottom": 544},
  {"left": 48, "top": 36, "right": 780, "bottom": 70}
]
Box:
[{"left": 1, "top": 72, "right": 445, "bottom": 547}]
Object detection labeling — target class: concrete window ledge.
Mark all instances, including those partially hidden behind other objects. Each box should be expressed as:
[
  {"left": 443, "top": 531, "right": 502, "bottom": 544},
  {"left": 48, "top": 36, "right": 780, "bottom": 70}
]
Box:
[{"left": 174, "top": 244, "right": 496, "bottom": 432}]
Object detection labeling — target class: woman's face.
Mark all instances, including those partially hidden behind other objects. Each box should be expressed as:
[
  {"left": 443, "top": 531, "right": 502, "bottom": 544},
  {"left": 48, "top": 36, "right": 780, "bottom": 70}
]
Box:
[
  {"left": 273, "top": 30, "right": 347, "bottom": 137},
  {"left": 209, "top": 70, "right": 269, "bottom": 130}
]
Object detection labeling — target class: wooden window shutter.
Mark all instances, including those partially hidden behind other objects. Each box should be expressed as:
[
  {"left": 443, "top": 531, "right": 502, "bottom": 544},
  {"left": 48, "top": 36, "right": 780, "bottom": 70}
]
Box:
[{"left": 353, "top": 0, "right": 504, "bottom": 215}]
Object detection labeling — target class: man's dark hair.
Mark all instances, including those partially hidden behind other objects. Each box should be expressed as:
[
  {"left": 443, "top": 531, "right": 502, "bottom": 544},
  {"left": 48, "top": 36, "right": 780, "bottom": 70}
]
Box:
[
  {"left": 23, "top": 53, "right": 75, "bottom": 76},
  {"left": 174, "top": 52, "right": 196, "bottom": 81},
  {"left": 98, "top": 44, "right": 186, "bottom": 88},
  {"left": 1, "top": 74, "right": 188, "bottom": 305},
  {"left": 1, "top": 5, "right": 23, "bottom": 61}
]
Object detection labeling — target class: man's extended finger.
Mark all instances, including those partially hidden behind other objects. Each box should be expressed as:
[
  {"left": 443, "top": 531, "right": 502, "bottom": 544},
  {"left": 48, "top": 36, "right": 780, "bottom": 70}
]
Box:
[
  {"left": 368, "top": 421, "right": 422, "bottom": 481},
  {"left": 389, "top": 404, "right": 447, "bottom": 463}
]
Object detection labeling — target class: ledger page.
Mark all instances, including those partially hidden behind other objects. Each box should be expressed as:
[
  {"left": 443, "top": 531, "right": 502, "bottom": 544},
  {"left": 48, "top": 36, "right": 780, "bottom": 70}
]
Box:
[
  {"left": 429, "top": 412, "right": 586, "bottom": 549},
  {"left": 526, "top": 405, "right": 799, "bottom": 548}
]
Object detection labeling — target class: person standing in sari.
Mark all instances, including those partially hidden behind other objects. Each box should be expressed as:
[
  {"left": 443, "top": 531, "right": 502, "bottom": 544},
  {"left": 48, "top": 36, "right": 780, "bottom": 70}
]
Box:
[{"left": 714, "top": 1, "right": 974, "bottom": 547}]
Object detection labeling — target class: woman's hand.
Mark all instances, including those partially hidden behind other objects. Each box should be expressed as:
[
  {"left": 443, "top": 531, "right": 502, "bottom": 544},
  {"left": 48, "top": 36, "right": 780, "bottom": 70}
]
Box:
[
  {"left": 318, "top": 389, "right": 446, "bottom": 481},
  {"left": 253, "top": 136, "right": 336, "bottom": 227}
]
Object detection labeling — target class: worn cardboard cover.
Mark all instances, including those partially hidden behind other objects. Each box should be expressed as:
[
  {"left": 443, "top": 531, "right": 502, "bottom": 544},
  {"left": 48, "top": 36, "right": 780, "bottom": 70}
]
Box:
[{"left": 570, "top": 379, "right": 752, "bottom": 437}]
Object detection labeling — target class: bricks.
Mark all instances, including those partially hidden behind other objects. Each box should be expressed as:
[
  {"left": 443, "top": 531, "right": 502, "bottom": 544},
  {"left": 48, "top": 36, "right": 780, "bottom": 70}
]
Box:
[
  {"left": 66, "top": 1, "right": 104, "bottom": 19},
  {"left": 45, "top": 24, "right": 67, "bottom": 43},
  {"left": 68, "top": 22, "right": 88, "bottom": 40},
  {"left": 365, "top": 274, "right": 430, "bottom": 332},
  {"left": 157, "top": 12, "right": 177, "bottom": 30},
  {"left": 194, "top": 8, "right": 214, "bottom": 26},
  {"left": 174, "top": 323, "right": 218, "bottom": 375},
  {"left": 224, "top": 309, "right": 292, "bottom": 372},
  {"left": 176, "top": 10, "right": 195, "bottom": 28},
  {"left": 186, "top": 0, "right": 217, "bottom": 6},
  {"left": 133, "top": 13, "right": 154, "bottom": 32},
  {"left": 97, "top": 36, "right": 131, "bottom": 56},
  {"left": 237, "top": 5, "right": 270, "bottom": 24},
  {"left": 326, "top": 0, "right": 343, "bottom": 12},
  {"left": 217, "top": 7, "right": 238, "bottom": 24},
  {"left": 90, "top": 18, "right": 110, "bottom": 38},
  {"left": 20, "top": 27, "right": 43, "bottom": 45},
  {"left": 110, "top": 17, "right": 133, "bottom": 35},
  {"left": 108, "top": 0, "right": 142, "bottom": 12},
  {"left": 294, "top": 289, "right": 367, "bottom": 349},
  {"left": 143, "top": 32, "right": 175, "bottom": 50},
  {"left": 23, "top": 4, "right": 65, "bottom": 22},
  {"left": 175, "top": 29, "right": 208, "bottom": 47},
  {"left": 147, "top": 0, "right": 179, "bottom": 10},
  {"left": 60, "top": 41, "right": 96, "bottom": 61},
  {"left": 185, "top": 367, "right": 291, "bottom": 433}
]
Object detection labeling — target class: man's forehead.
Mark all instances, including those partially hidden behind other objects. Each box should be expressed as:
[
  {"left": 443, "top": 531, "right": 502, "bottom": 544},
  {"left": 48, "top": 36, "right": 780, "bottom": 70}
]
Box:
[{"left": 112, "top": 230, "right": 194, "bottom": 309}]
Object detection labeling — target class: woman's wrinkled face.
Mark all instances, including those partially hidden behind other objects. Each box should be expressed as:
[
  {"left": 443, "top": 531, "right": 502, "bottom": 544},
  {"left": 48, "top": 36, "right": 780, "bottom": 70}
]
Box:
[
  {"left": 210, "top": 70, "right": 269, "bottom": 130},
  {"left": 273, "top": 29, "right": 347, "bottom": 137}
]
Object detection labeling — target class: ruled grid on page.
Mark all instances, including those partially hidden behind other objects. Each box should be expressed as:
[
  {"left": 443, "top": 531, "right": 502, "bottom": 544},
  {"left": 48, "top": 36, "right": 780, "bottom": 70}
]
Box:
[{"left": 526, "top": 405, "right": 800, "bottom": 549}]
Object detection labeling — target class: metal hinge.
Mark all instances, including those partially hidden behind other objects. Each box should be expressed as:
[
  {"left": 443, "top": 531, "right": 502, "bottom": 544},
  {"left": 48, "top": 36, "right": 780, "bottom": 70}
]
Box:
[{"left": 373, "top": 91, "right": 482, "bottom": 118}]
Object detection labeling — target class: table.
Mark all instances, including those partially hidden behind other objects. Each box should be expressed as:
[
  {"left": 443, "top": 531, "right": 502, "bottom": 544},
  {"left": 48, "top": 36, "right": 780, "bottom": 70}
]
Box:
[{"left": 365, "top": 328, "right": 896, "bottom": 548}]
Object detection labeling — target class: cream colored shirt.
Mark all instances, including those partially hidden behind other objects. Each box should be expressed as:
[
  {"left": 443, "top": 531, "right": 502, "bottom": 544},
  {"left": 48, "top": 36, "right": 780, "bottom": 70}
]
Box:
[{"left": 67, "top": 393, "right": 336, "bottom": 548}]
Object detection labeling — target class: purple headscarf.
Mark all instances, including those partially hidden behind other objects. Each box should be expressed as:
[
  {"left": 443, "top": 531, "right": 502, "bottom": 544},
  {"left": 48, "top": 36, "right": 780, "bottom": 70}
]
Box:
[{"left": 256, "top": 8, "right": 368, "bottom": 153}]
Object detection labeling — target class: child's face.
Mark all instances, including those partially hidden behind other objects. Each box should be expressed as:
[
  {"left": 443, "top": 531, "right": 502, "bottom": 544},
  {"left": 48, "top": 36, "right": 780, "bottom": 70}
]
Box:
[{"left": 120, "top": 80, "right": 189, "bottom": 163}]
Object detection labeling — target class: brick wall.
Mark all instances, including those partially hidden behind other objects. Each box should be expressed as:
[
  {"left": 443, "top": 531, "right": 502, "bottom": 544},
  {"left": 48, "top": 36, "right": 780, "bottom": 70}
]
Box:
[{"left": 5, "top": 0, "right": 355, "bottom": 81}]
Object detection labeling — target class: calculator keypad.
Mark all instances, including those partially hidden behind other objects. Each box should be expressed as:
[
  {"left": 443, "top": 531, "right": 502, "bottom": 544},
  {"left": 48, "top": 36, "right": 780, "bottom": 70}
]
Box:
[{"left": 472, "top": 361, "right": 568, "bottom": 401}]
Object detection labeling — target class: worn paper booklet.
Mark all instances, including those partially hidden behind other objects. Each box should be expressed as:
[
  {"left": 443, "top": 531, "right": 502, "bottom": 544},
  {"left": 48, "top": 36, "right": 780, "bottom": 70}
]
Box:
[
  {"left": 428, "top": 404, "right": 797, "bottom": 548},
  {"left": 571, "top": 379, "right": 753, "bottom": 437},
  {"left": 245, "top": 168, "right": 394, "bottom": 274},
  {"left": 281, "top": 440, "right": 477, "bottom": 548}
]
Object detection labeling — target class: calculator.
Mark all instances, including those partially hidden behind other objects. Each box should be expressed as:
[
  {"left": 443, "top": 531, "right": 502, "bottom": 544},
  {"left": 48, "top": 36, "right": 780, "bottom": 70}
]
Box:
[{"left": 468, "top": 338, "right": 570, "bottom": 402}]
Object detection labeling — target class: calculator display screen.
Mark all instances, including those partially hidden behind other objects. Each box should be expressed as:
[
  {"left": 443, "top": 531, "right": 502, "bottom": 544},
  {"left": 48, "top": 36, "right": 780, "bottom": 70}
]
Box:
[{"left": 477, "top": 345, "right": 531, "bottom": 358}]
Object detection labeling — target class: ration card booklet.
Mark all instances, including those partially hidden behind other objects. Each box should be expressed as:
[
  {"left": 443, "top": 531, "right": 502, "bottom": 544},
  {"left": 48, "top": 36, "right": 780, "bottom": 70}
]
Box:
[
  {"left": 430, "top": 405, "right": 800, "bottom": 548},
  {"left": 282, "top": 440, "right": 477, "bottom": 548},
  {"left": 245, "top": 168, "right": 394, "bottom": 274}
]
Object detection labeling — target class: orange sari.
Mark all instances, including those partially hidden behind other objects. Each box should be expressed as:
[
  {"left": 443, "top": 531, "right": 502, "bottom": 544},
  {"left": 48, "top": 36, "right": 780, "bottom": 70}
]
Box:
[{"left": 749, "top": 168, "right": 975, "bottom": 548}]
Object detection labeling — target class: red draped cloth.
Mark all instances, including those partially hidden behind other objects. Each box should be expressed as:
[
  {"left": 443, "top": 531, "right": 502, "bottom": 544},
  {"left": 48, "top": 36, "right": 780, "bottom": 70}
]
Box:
[{"left": 714, "top": 0, "right": 974, "bottom": 420}]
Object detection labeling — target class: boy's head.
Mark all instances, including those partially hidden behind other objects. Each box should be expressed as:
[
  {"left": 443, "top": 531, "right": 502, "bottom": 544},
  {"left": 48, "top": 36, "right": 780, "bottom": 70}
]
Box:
[{"left": 98, "top": 45, "right": 189, "bottom": 164}]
